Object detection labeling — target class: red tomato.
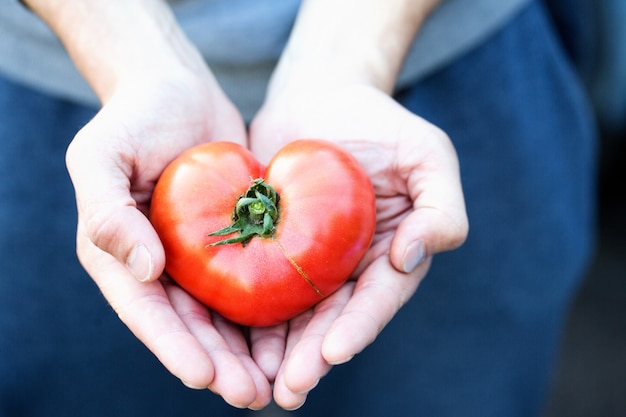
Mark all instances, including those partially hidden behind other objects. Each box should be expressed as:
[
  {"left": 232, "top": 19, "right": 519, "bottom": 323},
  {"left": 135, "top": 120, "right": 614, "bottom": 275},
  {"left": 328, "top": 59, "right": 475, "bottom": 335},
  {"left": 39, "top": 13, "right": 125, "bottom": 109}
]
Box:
[{"left": 150, "top": 139, "right": 376, "bottom": 327}]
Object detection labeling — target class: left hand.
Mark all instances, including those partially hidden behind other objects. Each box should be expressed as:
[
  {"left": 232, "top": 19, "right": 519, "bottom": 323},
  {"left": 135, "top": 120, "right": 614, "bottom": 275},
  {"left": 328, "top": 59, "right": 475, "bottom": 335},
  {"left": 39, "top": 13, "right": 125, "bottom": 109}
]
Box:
[{"left": 247, "top": 80, "right": 469, "bottom": 409}]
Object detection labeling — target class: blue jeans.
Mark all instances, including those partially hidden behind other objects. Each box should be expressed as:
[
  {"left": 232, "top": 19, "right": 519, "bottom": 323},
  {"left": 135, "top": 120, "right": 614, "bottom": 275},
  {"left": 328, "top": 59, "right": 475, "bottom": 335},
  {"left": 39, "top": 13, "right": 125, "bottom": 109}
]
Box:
[{"left": 0, "top": 1, "right": 596, "bottom": 416}]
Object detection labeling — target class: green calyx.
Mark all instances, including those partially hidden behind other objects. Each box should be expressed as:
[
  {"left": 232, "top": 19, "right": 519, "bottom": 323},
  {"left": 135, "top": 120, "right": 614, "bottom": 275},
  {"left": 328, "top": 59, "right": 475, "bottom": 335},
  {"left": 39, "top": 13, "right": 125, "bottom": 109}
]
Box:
[{"left": 208, "top": 178, "right": 280, "bottom": 246}]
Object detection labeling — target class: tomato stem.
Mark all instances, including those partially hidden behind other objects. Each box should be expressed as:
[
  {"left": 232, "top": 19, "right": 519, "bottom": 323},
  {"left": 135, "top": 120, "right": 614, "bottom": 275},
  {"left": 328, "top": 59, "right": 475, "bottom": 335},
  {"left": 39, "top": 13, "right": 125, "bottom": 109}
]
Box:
[{"left": 208, "top": 178, "right": 280, "bottom": 246}]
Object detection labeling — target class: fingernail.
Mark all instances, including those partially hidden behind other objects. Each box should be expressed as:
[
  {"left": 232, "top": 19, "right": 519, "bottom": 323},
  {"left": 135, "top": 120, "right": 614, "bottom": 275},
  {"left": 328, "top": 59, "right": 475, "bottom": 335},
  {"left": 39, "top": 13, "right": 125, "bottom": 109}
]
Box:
[
  {"left": 182, "top": 380, "right": 206, "bottom": 390},
  {"left": 327, "top": 354, "right": 354, "bottom": 366},
  {"left": 284, "top": 400, "right": 307, "bottom": 411},
  {"left": 295, "top": 378, "right": 320, "bottom": 395},
  {"left": 402, "top": 240, "right": 425, "bottom": 273},
  {"left": 126, "top": 244, "right": 153, "bottom": 282}
]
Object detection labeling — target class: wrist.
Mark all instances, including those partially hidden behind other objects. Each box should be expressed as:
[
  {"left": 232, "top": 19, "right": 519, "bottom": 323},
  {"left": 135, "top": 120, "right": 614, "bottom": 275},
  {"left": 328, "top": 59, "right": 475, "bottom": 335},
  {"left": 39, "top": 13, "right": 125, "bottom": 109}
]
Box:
[
  {"left": 24, "top": 0, "right": 210, "bottom": 103},
  {"left": 267, "top": 0, "right": 440, "bottom": 98}
]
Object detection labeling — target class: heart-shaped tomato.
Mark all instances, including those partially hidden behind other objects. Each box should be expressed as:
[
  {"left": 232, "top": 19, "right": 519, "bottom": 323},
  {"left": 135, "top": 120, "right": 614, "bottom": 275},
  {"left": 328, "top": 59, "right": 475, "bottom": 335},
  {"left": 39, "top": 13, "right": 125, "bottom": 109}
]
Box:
[{"left": 150, "top": 139, "right": 376, "bottom": 327}]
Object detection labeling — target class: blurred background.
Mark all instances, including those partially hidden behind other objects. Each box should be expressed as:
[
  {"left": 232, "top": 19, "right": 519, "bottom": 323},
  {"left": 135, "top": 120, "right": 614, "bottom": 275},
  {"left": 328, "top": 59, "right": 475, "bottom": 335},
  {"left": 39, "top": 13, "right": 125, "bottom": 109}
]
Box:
[
  {"left": 544, "top": 132, "right": 626, "bottom": 417},
  {"left": 515, "top": 1, "right": 626, "bottom": 415}
]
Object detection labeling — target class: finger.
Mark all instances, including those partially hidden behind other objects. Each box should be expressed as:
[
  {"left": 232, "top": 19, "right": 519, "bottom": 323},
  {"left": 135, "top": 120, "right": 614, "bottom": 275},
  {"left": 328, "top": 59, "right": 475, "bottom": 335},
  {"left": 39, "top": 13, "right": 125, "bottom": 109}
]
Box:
[
  {"left": 321, "top": 255, "right": 429, "bottom": 365},
  {"left": 272, "top": 310, "right": 312, "bottom": 411},
  {"left": 283, "top": 286, "right": 354, "bottom": 391},
  {"left": 273, "top": 284, "right": 353, "bottom": 410},
  {"left": 77, "top": 229, "right": 215, "bottom": 389},
  {"left": 390, "top": 123, "right": 468, "bottom": 273},
  {"left": 211, "top": 314, "right": 273, "bottom": 410},
  {"left": 166, "top": 287, "right": 271, "bottom": 410},
  {"left": 249, "top": 323, "right": 288, "bottom": 381},
  {"left": 67, "top": 123, "right": 165, "bottom": 283}
]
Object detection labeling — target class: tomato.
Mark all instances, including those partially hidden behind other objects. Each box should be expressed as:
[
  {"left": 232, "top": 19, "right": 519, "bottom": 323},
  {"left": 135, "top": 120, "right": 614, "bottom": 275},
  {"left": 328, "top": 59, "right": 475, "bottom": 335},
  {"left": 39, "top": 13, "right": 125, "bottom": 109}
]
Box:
[{"left": 150, "top": 139, "right": 376, "bottom": 327}]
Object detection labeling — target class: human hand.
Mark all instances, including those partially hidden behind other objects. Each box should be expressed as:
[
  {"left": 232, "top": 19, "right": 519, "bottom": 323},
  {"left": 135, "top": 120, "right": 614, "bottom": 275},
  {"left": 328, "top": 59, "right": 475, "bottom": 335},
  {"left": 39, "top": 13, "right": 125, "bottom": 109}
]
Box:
[
  {"left": 248, "top": 81, "right": 468, "bottom": 409},
  {"left": 25, "top": 0, "right": 275, "bottom": 408},
  {"left": 64, "top": 59, "right": 274, "bottom": 410}
]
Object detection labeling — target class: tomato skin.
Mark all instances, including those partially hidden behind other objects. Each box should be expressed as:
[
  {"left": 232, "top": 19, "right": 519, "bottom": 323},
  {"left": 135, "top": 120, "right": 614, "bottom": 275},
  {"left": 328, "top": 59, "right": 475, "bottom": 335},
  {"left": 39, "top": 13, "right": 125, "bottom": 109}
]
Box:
[{"left": 150, "top": 139, "right": 376, "bottom": 327}]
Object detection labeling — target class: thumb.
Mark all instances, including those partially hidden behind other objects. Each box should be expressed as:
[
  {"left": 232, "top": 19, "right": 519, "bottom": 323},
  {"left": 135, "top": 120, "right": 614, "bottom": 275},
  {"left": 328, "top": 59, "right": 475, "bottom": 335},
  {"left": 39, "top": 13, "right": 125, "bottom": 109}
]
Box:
[
  {"left": 66, "top": 127, "right": 165, "bottom": 283},
  {"left": 75, "top": 204, "right": 165, "bottom": 283},
  {"left": 389, "top": 129, "right": 469, "bottom": 273},
  {"left": 390, "top": 205, "right": 468, "bottom": 273}
]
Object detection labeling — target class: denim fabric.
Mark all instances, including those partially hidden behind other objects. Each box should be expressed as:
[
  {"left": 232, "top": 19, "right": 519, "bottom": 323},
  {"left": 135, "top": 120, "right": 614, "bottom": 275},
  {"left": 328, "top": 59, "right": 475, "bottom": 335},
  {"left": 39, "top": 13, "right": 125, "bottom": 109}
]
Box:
[
  {"left": 293, "top": 2, "right": 597, "bottom": 416},
  {"left": 0, "top": 1, "right": 596, "bottom": 416},
  {"left": 0, "top": 84, "right": 243, "bottom": 416}
]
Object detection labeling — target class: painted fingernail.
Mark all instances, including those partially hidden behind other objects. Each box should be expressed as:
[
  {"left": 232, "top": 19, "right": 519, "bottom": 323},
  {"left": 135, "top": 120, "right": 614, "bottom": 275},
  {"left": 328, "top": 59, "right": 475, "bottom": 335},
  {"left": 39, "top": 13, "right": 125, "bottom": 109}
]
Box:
[
  {"left": 126, "top": 244, "right": 153, "bottom": 282},
  {"left": 402, "top": 240, "right": 425, "bottom": 273}
]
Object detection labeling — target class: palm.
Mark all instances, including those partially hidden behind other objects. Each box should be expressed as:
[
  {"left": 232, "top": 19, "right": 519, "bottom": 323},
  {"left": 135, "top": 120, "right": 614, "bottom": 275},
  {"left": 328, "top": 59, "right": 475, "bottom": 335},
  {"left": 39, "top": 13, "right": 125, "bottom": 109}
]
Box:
[
  {"left": 249, "top": 84, "right": 466, "bottom": 409},
  {"left": 66, "top": 73, "right": 274, "bottom": 408}
]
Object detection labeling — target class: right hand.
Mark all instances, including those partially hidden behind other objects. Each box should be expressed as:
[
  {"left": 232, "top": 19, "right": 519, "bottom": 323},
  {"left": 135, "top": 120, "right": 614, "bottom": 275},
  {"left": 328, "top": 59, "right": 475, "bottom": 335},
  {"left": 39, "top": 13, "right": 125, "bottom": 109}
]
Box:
[
  {"left": 21, "top": 0, "right": 274, "bottom": 408},
  {"left": 65, "top": 65, "right": 274, "bottom": 409}
]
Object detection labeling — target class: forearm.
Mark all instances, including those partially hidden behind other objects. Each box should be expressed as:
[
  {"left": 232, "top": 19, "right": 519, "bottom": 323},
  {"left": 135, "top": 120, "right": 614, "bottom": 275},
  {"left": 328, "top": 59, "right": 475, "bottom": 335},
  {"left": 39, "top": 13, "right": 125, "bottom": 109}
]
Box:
[
  {"left": 22, "top": 0, "right": 206, "bottom": 102},
  {"left": 270, "top": 0, "right": 441, "bottom": 95}
]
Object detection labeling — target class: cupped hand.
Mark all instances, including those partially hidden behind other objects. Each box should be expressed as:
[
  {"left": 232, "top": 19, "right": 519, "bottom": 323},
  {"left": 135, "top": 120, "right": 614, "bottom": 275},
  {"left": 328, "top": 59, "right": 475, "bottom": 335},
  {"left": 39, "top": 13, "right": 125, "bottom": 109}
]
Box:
[
  {"left": 248, "top": 82, "right": 469, "bottom": 409},
  {"left": 65, "top": 68, "right": 272, "bottom": 409}
]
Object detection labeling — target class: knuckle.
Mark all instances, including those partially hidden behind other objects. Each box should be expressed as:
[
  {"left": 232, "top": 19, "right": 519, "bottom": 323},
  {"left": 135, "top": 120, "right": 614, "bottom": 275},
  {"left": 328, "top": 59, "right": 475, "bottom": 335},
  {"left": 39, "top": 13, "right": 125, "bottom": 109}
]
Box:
[
  {"left": 443, "top": 213, "right": 469, "bottom": 251},
  {"left": 81, "top": 202, "right": 125, "bottom": 255}
]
